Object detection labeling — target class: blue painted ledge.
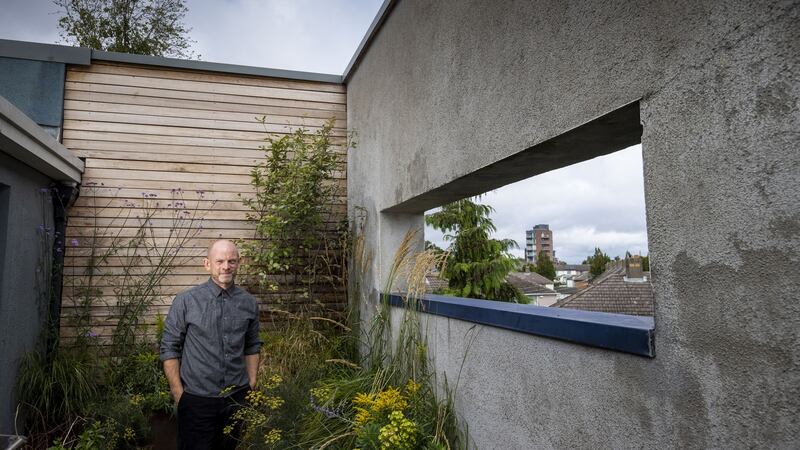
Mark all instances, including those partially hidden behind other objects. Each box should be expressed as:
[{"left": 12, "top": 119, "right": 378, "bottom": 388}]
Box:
[{"left": 387, "top": 293, "right": 655, "bottom": 357}]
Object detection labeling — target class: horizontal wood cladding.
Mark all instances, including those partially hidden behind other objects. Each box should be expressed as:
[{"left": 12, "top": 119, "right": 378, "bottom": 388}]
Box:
[{"left": 61, "top": 61, "right": 348, "bottom": 346}]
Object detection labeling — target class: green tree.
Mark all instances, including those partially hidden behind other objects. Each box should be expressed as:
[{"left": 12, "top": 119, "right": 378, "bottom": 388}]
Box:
[
  {"left": 583, "top": 247, "right": 611, "bottom": 278},
  {"left": 55, "top": 0, "right": 196, "bottom": 58},
  {"left": 425, "top": 198, "right": 525, "bottom": 302},
  {"left": 642, "top": 254, "right": 650, "bottom": 271},
  {"left": 534, "top": 251, "right": 556, "bottom": 280}
]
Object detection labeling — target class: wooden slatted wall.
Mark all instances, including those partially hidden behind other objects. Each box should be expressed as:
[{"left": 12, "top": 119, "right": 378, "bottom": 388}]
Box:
[{"left": 60, "top": 61, "right": 348, "bottom": 344}]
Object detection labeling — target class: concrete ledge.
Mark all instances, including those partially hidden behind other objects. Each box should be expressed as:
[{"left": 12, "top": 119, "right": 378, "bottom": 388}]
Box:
[
  {"left": 0, "top": 95, "right": 84, "bottom": 182},
  {"left": 387, "top": 293, "right": 655, "bottom": 357}
]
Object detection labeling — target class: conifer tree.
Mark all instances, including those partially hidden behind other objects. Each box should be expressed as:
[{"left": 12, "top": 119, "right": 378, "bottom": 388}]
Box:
[{"left": 425, "top": 198, "right": 525, "bottom": 302}]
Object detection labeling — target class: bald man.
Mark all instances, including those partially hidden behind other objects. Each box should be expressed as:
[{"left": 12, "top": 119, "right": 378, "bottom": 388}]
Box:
[{"left": 160, "top": 240, "right": 262, "bottom": 450}]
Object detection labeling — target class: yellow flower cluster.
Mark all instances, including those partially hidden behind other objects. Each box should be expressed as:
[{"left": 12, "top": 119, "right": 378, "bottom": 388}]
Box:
[
  {"left": 378, "top": 410, "right": 417, "bottom": 450},
  {"left": 263, "top": 428, "right": 281, "bottom": 444},
  {"left": 310, "top": 386, "right": 332, "bottom": 403},
  {"left": 352, "top": 386, "right": 407, "bottom": 426},
  {"left": 263, "top": 374, "right": 283, "bottom": 390},
  {"left": 129, "top": 393, "right": 145, "bottom": 406},
  {"left": 247, "top": 389, "right": 284, "bottom": 410},
  {"left": 123, "top": 427, "right": 135, "bottom": 441},
  {"left": 404, "top": 379, "right": 420, "bottom": 395},
  {"left": 233, "top": 407, "right": 267, "bottom": 427}
]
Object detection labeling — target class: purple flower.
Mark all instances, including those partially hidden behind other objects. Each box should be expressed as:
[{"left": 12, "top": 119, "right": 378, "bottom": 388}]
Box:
[
  {"left": 71, "top": 238, "right": 79, "bottom": 246},
  {"left": 84, "top": 330, "right": 98, "bottom": 338}
]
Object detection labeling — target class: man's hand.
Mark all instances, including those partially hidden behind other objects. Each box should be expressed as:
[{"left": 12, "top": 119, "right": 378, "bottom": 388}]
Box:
[
  {"left": 172, "top": 386, "right": 184, "bottom": 404},
  {"left": 163, "top": 358, "right": 184, "bottom": 404}
]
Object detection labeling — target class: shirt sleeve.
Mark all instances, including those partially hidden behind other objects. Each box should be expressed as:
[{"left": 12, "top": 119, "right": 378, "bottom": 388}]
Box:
[
  {"left": 243, "top": 298, "right": 262, "bottom": 355},
  {"left": 160, "top": 294, "right": 187, "bottom": 361}
]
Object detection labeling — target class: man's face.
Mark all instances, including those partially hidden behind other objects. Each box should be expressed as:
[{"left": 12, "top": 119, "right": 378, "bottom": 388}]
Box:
[{"left": 204, "top": 241, "right": 240, "bottom": 289}]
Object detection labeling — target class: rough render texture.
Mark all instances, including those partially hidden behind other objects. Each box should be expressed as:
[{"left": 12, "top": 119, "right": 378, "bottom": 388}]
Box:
[{"left": 347, "top": 0, "right": 799, "bottom": 448}]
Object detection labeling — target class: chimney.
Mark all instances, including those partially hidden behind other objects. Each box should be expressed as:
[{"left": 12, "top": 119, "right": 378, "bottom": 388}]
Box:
[{"left": 625, "top": 254, "right": 645, "bottom": 281}]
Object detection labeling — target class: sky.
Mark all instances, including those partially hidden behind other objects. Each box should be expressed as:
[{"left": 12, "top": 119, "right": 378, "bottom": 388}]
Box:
[{"left": 1, "top": 0, "right": 649, "bottom": 264}]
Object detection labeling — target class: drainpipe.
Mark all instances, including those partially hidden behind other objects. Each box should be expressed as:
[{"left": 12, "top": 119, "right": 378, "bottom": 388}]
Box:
[{"left": 46, "top": 181, "right": 79, "bottom": 356}]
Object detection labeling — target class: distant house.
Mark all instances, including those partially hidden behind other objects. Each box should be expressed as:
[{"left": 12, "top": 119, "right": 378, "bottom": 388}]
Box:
[
  {"left": 555, "top": 286, "right": 578, "bottom": 300},
  {"left": 555, "top": 263, "right": 589, "bottom": 285},
  {"left": 507, "top": 272, "right": 558, "bottom": 306},
  {"left": 424, "top": 272, "right": 449, "bottom": 294},
  {"left": 552, "top": 257, "right": 654, "bottom": 316}
]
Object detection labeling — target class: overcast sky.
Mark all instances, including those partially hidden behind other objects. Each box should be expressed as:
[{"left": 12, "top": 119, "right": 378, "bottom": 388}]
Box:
[{"left": 2, "top": 0, "right": 649, "bottom": 264}]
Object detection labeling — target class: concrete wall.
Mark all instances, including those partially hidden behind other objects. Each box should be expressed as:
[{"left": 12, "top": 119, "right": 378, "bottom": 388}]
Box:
[
  {"left": 347, "top": 0, "right": 799, "bottom": 447},
  {"left": 0, "top": 152, "right": 54, "bottom": 434}
]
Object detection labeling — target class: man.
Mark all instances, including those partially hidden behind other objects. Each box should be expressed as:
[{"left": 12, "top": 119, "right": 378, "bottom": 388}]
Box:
[{"left": 160, "top": 239, "right": 262, "bottom": 449}]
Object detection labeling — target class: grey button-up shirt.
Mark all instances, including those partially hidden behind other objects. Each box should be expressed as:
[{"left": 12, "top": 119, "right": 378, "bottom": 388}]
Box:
[{"left": 160, "top": 278, "right": 262, "bottom": 397}]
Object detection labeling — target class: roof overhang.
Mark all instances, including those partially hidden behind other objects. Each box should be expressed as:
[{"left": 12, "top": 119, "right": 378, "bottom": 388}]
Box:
[{"left": 0, "top": 95, "right": 84, "bottom": 183}]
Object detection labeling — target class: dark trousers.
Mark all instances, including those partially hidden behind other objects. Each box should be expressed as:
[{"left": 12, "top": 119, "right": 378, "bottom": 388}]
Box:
[{"left": 177, "top": 389, "right": 248, "bottom": 450}]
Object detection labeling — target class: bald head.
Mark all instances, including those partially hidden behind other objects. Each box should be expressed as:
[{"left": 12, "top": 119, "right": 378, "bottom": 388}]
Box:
[
  {"left": 204, "top": 240, "right": 240, "bottom": 289},
  {"left": 207, "top": 239, "right": 239, "bottom": 258}
]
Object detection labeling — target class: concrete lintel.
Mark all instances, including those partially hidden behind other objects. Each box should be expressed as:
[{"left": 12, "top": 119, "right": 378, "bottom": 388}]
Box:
[
  {"left": 0, "top": 39, "right": 91, "bottom": 65},
  {"left": 0, "top": 95, "right": 84, "bottom": 183},
  {"left": 383, "top": 100, "right": 643, "bottom": 214}
]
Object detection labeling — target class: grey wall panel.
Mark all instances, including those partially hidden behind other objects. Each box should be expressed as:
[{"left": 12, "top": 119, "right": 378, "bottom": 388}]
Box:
[
  {"left": 0, "top": 57, "right": 65, "bottom": 129},
  {"left": 0, "top": 152, "right": 53, "bottom": 435}
]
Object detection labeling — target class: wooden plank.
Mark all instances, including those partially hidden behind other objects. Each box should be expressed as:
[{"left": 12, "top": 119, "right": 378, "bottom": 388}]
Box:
[
  {"left": 76, "top": 175, "right": 346, "bottom": 193},
  {"left": 64, "top": 139, "right": 268, "bottom": 160},
  {"left": 65, "top": 81, "right": 346, "bottom": 112},
  {"left": 66, "top": 217, "right": 345, "bottom": 230},
  {"left": 63, "top": 111, "right": 348, "bottom": 136},
  {"left": 69, "top": 62, "right": 346, "bottom": 93},
  {"left": 82, "top": 160, "right": 346, "bottom": 179},
  {"left": 85, "top": 158, "right": 255, "bottom": 176},
  {"left": 63, "top": 120, "right": 317, "bottom": 141},
  {"left": 64, "top": 138, "right": 348, "bottom": 160},
  {"left": 64, "top": 100, "right": 346, "bottom": 128},
  {"left": 67, "top": 71, "right": 346, "bottom": 104},
  {"left": 64, "top": 89, "right": 347, "bottom": 119},
  {"left": 72, "top": 149, "right": 262, "bottom": 167},
  {"left": 73, "top": 195, "right": 346, "bottom": 212},
  {"left": 62, "top": 130, "right": 348, "bottom": 149},
  {"left": 82, "top": 167, "right": 251, "bottom": 184}
]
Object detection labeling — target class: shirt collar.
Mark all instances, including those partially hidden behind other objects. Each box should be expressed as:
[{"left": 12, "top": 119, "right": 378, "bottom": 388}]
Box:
[{"left": 205, "top": 277, "right": 235, "bottom": 297}]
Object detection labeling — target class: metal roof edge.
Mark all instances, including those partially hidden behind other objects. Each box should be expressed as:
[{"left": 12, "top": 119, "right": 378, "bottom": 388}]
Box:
[
  {"left": 342, "top": 0, "right": 397, "bottom": 83},
  {"left": 91, "top": 49, "right": 343, "bottom": 84},
  {"left": 0, "top": 39, "right": 91, "bottom": 65},
  {"left": 0, "top": 95, "right": 84, "bottom": 183}
]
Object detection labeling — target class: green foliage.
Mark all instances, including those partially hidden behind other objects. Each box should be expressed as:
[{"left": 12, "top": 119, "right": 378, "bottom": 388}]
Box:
[
  {"left": 425, "top": 198, "right": 524, "bottom": 302},
  {"left": 55, "top": 0, "right": 196, "bottom": 58},
  {"left": 642, "top": 254, "right": 650, "bottom": 272},
  {"left": 534, "top": 251, "right": 556, "bottom": 280},
  {"left": 240, "top": 118, "right": 348, "bottom": 304},
  {"left": 583, "top": 247, "right": 612, "bottom": 278},
  {"left": 15, "top": 349, "right": 98, "bottom": 447}
]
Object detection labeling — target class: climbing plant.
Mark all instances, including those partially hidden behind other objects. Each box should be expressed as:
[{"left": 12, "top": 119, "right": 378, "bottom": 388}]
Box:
[{"left": 240, "top": 118, "right": 350, "bottom": 306}]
